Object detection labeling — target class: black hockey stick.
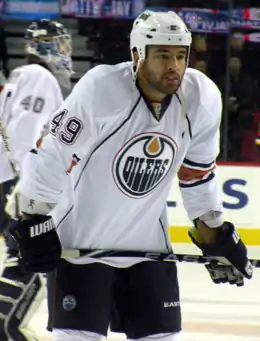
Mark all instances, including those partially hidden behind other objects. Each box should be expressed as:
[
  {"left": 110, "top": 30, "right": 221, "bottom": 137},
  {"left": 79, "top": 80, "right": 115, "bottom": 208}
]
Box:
[
  {"left": 61, "top": 249, "right": 260, "bottom": 268},
  {"left": 175, "top": 253, "right": 260, "bottom": 268}
]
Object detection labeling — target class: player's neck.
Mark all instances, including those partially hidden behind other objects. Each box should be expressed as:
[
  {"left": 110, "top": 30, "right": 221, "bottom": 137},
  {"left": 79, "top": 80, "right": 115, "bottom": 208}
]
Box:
[
  {"left": 136, "top": 74, "right": 172, "bottom": 122},
  {"left": 137, "top": 73, "right": 167, "bottom": 103}
]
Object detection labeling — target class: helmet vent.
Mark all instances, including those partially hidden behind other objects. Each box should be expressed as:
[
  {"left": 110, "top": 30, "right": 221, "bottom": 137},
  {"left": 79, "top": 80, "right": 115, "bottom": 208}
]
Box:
[
  {"left": 168, "top": 25, "right": 180, "bottom": 31},
  {"left": 139, "top": 12, "right": 151, "bottom": 21}
]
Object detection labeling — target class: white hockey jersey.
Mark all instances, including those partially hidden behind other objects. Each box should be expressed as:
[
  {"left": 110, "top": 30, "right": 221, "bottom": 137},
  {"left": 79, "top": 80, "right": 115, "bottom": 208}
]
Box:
[
  {"left": 19, "top": 62, "right": 223, "bottom": 265},
  {"left": 0, "top": 64, "right": 63, "bottom": 183}
]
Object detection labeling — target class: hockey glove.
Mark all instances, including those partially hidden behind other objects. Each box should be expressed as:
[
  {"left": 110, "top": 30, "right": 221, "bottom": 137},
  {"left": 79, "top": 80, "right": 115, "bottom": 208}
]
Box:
[
  {"left": 189, "top": 222, "right": 253, "bottom": 286},
  {"left": 10, "top": 215, "right": 62, "bottom": 274}
]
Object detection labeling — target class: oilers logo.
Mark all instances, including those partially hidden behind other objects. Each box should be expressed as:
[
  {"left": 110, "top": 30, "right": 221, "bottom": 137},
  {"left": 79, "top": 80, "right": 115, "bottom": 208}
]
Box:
[
  {"left": 62, "top": 295, "right": 77, "bottom": 311},
  {"left": 112, "top": 132, "right": 177, "bottom": 198}
]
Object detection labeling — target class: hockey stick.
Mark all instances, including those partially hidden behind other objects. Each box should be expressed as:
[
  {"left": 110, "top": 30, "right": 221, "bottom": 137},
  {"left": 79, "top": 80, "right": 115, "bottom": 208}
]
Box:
[
  {"left": 0, "top": 119, "right": 21, "bottom": 218},
  {"left": 60, "top": 250, "right": 260, "bottom": 268},
  {"left": 174, "top": 253, "right": 260, "bottom": 268},
  {"left": 0, "top": 120, "right": 18, "bottom": 176},
  {"left": 0, "top": 84, "right": 19, "bottom": 177}
]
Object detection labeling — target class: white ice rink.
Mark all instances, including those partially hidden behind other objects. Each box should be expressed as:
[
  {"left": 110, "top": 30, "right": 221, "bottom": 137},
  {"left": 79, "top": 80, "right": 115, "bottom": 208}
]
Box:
[{"left": 1, "top": 242, "right": 259, "bottom": 341}]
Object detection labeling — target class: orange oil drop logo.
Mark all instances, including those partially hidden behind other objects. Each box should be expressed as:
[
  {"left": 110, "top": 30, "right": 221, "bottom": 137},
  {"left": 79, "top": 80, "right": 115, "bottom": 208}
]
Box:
[{"left": 147, "top": 137, "right": 161, "bottom": 155}]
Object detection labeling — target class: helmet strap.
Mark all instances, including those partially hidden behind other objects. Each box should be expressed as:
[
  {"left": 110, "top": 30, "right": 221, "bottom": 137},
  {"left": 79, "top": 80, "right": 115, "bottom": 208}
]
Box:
[{"left": 132, "top": 58, "right": 142, "bottom": 82}]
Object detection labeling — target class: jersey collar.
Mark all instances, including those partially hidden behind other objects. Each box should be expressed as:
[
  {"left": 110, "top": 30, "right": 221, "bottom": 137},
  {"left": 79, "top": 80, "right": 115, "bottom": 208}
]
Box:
[{"left": 136, "top": 80, "right": 172, "bottom": 122}]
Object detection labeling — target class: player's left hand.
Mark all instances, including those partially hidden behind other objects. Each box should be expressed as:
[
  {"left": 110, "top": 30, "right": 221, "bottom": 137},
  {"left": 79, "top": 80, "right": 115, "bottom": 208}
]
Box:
[{"left": 188, "top": 221, "right": 253, "bottom": 286}]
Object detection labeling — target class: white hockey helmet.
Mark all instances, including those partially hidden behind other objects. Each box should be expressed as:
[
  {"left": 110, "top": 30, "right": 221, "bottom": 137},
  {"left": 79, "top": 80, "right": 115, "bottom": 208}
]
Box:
[{"left": 130, "top": 10, "right": 192, "bottom": 75}]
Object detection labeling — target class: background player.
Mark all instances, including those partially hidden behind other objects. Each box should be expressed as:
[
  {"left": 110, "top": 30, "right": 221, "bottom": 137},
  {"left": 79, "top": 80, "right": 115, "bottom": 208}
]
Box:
[
  {"left": 0, "top": 18, "right": 73, "bottom": 341},
  {"left": 9, "top": 10, "right": 253, "bottom": 341}
]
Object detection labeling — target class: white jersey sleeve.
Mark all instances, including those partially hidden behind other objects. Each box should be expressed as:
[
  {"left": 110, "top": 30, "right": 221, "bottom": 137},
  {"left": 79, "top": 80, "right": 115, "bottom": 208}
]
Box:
[
  {"left": 178, "top": 79, "right": 223, "bottom": 224},
  {"left": 19, "top": 70, "right": 99, "bottom": 212},
  {"left": 0, "top": 64, "right": 63, "bottom": 182}
]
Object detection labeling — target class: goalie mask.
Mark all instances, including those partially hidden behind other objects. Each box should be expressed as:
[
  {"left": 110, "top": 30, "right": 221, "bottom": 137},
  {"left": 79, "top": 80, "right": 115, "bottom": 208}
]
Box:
[
  {"left": 130, "top": 10, "right": 192, "bottom": 79},
  {"left": 25, "top": 19, "right": 73, "bottom": 78}
]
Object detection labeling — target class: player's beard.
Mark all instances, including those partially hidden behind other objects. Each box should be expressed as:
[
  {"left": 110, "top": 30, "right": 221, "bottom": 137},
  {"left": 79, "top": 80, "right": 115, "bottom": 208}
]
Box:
[{"left": 141, "top": 62, "right": 184, "bottom": 96}]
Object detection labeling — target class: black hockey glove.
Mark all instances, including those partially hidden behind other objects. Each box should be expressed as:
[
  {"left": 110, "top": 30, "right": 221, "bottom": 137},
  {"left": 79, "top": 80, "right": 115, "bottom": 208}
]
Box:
[
  {"left": 189, "top": 222, "right": 253, "bottom": 286},
  {"left": 10, "top": 215, "right": 62, "bottom": 274}
]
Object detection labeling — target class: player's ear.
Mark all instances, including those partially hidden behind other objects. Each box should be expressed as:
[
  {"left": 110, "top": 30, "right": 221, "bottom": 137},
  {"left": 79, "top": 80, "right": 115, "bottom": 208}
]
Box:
[{"left": 132, "top": 47, "right": 140, "bottom": 65}]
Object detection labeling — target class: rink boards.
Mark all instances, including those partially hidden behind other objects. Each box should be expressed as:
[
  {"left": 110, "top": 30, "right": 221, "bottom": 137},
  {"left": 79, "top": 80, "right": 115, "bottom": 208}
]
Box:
[{"left": 168, "top": 163, "right": 260, "bottom": 246}]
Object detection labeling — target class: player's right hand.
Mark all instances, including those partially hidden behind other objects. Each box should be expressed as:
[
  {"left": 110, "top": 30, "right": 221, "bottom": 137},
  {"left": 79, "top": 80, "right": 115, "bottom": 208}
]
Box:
[{"left": 10, "top": 215, "right": 61, "bottom": 273}]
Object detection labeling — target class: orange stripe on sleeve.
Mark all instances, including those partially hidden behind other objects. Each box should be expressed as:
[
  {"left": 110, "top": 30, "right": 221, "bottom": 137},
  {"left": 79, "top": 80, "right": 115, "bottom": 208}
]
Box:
[{"left": 178, "top": 164, "right": 215, "bottom": 182}]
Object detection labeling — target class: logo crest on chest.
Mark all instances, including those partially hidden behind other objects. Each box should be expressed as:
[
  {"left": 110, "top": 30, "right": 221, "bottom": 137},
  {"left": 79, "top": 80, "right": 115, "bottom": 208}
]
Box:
[{"left": 112, "top": 132, "right": 178, "bottom": 198}]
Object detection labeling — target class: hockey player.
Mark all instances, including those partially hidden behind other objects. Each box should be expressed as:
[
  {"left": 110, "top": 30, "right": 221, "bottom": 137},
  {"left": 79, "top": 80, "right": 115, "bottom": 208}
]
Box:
[
  {"left": 0, "top": 18, "right": 73, "bottom": 341},
  {"left": 9, "top": 10, "right": 253, "bottom": 341}
]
